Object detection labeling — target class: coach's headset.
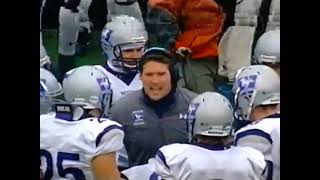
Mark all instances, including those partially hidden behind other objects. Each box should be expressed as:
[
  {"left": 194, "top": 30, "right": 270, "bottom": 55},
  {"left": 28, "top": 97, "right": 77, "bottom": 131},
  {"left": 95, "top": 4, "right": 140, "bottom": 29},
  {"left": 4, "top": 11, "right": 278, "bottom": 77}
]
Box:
[{"left": 139, "top": 47, "right": 179, "bottom": 88}]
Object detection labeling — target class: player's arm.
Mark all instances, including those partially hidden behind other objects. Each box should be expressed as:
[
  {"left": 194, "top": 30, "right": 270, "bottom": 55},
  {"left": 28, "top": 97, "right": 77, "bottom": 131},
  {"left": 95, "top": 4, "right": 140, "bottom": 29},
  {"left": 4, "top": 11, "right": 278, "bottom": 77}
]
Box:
[
  {"left": 91, "top": 152, "right": 121, "bottom": 180},
  {"left": 92, "top": 121, "right": 124, "bottom": 180}
]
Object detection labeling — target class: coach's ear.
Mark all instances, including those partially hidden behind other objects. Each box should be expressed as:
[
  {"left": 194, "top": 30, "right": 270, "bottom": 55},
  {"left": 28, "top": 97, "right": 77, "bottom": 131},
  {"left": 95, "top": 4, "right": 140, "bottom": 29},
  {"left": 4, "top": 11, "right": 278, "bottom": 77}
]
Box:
[{"left": 114, "top": 0, "right": 137, "bottom": 6}]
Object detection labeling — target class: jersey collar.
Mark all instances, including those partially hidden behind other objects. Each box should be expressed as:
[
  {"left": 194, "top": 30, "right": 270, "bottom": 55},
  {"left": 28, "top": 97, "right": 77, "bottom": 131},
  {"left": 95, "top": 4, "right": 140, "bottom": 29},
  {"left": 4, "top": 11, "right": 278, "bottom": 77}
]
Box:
[{"left": 195, "top": 143, "right": 231, "bottom": 151}]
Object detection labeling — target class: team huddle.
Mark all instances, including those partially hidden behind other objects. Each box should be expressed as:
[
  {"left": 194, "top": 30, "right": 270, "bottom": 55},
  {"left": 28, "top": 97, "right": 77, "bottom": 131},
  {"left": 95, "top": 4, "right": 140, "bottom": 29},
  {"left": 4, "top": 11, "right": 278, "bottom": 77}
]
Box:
[{"left": 40, "top": 0, "right": 280, "bottom": 180}]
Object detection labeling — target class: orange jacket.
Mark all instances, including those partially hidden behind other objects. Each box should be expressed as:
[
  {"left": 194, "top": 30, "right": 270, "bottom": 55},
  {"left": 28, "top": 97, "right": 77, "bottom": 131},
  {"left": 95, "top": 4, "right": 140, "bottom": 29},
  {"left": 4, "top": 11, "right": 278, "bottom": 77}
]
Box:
[{"left": 148, "top": 0, "right": 225, "bottom": 59}]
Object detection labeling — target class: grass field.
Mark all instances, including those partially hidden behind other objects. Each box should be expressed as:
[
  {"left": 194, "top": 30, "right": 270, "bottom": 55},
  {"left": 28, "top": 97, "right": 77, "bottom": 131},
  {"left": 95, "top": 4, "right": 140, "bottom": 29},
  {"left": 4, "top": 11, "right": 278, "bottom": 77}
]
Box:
[{"left": 42, "top": 29, "right": 106, "bottom": 69}]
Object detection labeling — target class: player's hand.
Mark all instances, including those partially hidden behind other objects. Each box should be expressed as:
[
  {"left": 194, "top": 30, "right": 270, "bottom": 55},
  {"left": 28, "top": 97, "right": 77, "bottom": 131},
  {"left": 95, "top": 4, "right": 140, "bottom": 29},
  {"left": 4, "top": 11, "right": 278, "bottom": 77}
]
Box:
[
  {"left": 175, "top": 47, "right": 192, "bottom": 61},
  {"left": 176, "top": 47, "right": 192, "bottom": 56}
]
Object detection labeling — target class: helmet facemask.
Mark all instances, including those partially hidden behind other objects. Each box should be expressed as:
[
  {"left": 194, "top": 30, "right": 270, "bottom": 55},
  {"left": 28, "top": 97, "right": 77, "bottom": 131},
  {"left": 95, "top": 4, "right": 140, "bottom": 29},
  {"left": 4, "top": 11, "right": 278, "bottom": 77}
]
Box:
[
  {"left": 112, "top": 40, "right": 147, "bottom": 73},
  {"left": 100, "top": 15, "right": 148, "bottom": 72}
]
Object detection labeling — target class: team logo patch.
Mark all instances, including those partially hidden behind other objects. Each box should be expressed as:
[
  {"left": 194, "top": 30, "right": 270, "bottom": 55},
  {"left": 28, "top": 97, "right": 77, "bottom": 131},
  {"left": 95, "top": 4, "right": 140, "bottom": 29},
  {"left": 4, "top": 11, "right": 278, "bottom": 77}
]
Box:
[
  {"left": 237, "top": 75, "right": 258, "bottom": 98},
  {"left": 187, "top": 102, "right": 200, "bottom": 121},
  {"left": 187, "top": 102, "right": 200, "bottom": 140},
  {"left": 102, "top": 29, "right": 114, "bottom": 47},
  {"left": 132, "top": 110, "right": 144, "bottom": 126},
  {"left": 96, "top": 78, "right": 110, "bottom": 93},
  {"left": 179, "top": 113, "right": 188, "bottom": 120}
]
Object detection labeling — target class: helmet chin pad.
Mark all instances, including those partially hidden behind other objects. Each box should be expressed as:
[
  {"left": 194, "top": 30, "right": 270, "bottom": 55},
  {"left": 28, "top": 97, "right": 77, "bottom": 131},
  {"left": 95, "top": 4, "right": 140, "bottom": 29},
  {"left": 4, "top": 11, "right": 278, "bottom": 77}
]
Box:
[
  {"left": 110, "top": 58, "right": 139, "bottom": 72},
  {"left": 123, "top": 59, "right": 139, "bottom": 69}
]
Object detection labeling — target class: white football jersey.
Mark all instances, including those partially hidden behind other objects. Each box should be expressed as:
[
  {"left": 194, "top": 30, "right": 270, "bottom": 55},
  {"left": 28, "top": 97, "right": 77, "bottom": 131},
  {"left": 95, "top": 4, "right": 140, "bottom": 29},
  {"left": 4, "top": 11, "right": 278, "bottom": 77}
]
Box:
[
  {"left": 40, "top": 112, "right": 124, "bottom": 180},
  {"left": 121, "top": 160, "right": 160, "bottom": 180},
  {"left": 151, "top": 143, "right": 266, "bottom": 180},
  {"left": 94, "top": 65, "right": 142, "bottom": 104},
  {"left": 235, "top": 114, "right": 280, "bottom": 180}
]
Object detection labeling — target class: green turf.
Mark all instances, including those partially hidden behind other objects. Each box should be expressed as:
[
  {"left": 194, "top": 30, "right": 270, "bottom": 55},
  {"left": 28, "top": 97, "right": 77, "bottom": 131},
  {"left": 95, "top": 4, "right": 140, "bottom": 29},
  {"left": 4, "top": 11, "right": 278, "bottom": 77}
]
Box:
[{"left": 42, "top": 29, "right": 106, "bottom": 68}]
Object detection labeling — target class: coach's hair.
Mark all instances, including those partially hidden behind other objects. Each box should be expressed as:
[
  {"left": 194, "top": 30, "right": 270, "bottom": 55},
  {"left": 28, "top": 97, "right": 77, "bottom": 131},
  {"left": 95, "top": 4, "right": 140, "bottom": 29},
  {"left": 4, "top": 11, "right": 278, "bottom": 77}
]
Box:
[{"left": 139, "top": 47, "right": 178, "bottom": 86}]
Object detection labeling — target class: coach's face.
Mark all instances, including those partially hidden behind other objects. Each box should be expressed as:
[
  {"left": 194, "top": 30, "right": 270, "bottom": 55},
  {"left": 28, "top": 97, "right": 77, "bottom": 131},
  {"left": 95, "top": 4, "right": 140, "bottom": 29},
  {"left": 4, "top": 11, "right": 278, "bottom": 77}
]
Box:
[{"left": 140, "top": 60, "right": 172, "bottom": 101}]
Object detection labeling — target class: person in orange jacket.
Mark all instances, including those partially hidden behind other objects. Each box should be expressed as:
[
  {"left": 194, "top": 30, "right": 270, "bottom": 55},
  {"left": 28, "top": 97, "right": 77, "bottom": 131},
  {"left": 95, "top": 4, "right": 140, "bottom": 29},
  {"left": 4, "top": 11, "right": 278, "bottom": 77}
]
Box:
[{"left": 146, "top": 0, "right": 225, "bottom": 93}]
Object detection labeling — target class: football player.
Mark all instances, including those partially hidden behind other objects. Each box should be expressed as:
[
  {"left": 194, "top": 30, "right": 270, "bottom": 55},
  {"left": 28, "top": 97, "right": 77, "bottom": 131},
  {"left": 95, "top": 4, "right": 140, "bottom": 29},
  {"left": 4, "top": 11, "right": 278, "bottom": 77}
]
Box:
[
  {"left": 40, "top": 68, "right": 64, "bottom": 114},
  {"left": 95, "top": 15, "right": 147, "bottom": 170},
  {"left": 40, "top": 65, "right": 124, "bottom": 180},
  {"left": 253, "top": 30, "right": 280, "bottom": 75},
  {"left": 233, "top": 65, "right": 280, "bottom": 180},
  {"left": 96, "top": 15, "right": 147, "bottom": 104},
  {"left": 57, "top": 0, "right": 143, "bottom": 81}
]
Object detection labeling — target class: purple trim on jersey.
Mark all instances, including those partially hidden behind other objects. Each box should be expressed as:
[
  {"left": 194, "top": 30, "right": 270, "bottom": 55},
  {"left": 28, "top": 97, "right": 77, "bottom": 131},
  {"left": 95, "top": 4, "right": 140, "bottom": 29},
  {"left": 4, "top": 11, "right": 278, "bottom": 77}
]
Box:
[
  {"left": 150, "top": 172, "right": 160, "bottom": 180},
  {"left": 235, "top": 129, "right": 273, "bottom": 145},
  {"left": 195, "top": 143, "right": 230, "bottom": 151},
  {"left": 263, "top": 160, "right": 273, "bottom": 180},
  {"left": 156, "top": 150, "right": 170, "bottom": 169},
  {"left": 96, "top": 125, "right": 124, "bottom": 147},
  {"left": 55, "top": 113, "right": 73, "bottom": 121}
]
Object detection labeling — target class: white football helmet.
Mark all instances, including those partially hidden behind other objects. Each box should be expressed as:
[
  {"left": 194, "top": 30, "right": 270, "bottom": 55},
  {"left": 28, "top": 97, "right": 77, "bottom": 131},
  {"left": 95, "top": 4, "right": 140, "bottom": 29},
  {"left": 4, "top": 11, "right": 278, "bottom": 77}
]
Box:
[
  {"left": 233, "top": 65, "right": 280, "bottom": 121},
  {"left": 40, "top": 40, "right": 51, "bottom": 69},
  {"left": 63, "top": 65, "right": 112, "bottom": 115},
  {"left": 101, "top": 15, "right": 147, "bottom": 72},
  {"left": 40, "top": 68, "right": 63, "bottom": 98},
  {"left": 253, "top": 29, "right": 280, "bottom": 64},
  {"left": 187, "top": 92, "right": 234, "bottom": 142},
  {"left": 40, "top": 80, "right": 52, "bottom": 115}
]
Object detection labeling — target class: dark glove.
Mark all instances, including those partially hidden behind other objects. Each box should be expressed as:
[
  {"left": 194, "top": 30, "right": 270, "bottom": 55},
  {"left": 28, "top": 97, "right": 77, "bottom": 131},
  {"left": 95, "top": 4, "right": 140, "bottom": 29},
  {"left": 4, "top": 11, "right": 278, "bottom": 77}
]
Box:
[{"left": 175, "top": 47, "right": 192, "bottom": 62}]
